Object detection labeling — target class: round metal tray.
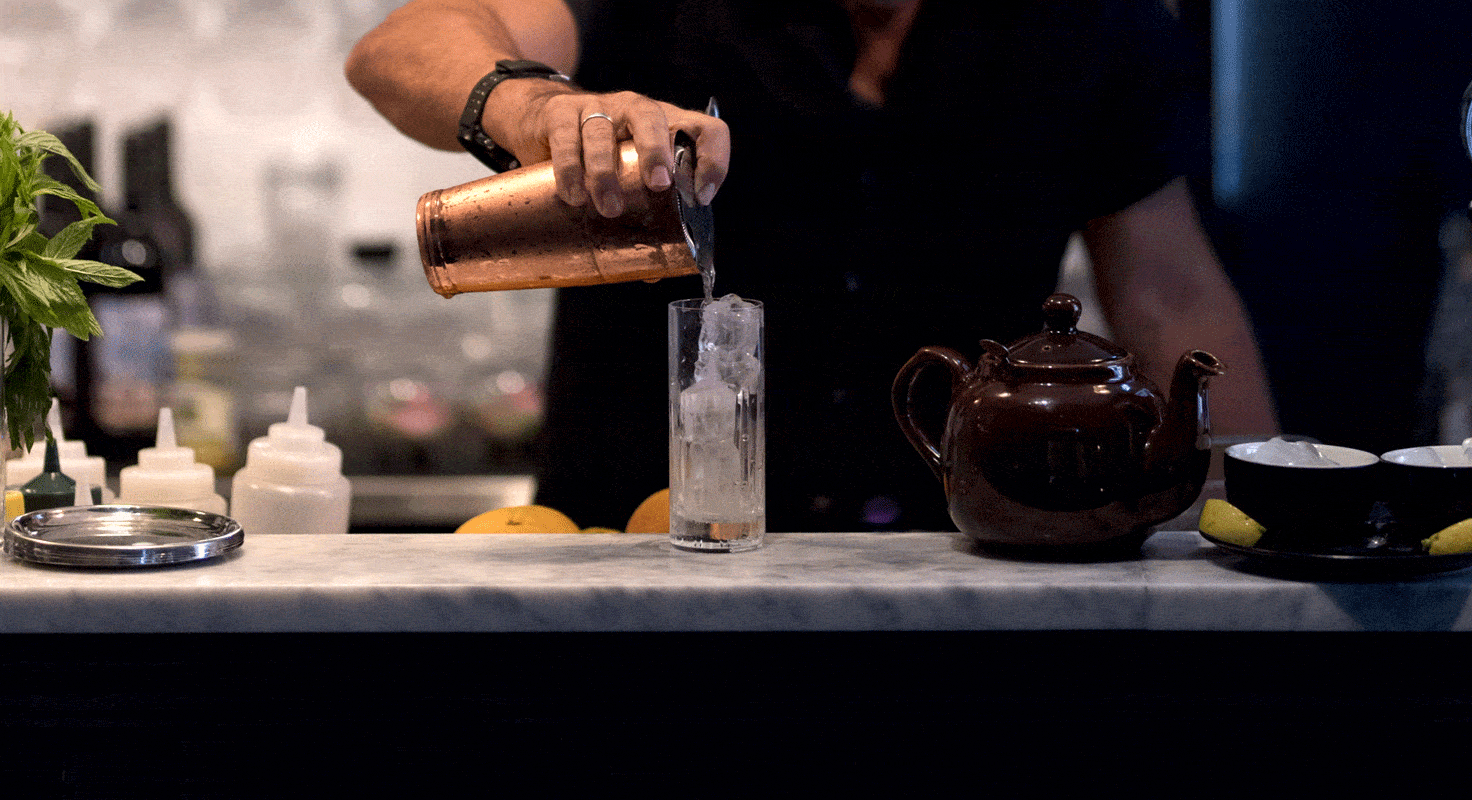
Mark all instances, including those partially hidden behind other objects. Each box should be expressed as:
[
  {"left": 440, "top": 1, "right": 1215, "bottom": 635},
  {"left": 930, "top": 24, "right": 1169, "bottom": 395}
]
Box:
[{"left": 3, "top": 505, "right": 243, "bottom": 568}]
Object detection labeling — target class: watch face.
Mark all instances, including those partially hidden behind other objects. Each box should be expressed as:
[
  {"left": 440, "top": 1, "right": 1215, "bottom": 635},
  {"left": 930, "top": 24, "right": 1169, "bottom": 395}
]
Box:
[{"left": 497, "top": 59, "right": 558, "bottom": 76}]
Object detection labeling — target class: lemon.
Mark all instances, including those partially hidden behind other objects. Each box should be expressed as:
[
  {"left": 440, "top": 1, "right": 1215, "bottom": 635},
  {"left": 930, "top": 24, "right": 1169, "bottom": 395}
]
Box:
[
  {"left": 4, "top": 489, "right": 23, "bottom": 523},
  {"left": 456, "top": 505, "right": 580, "bottom": 534},
  {"left": 625, "top": 488, "right": 670, "bottom": 534},
  {"left": 1198, "top": 498, "right": 1266, "bottom": 547},
  {"left": 582, "top": 527, "right": 621, "bottom": 533},
  {"left": 1422, "top": 518, "right": 1472, "bottom": 555}
]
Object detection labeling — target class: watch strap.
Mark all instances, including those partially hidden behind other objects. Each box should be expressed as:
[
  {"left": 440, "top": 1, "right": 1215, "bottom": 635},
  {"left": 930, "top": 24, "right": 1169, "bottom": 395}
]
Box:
[{"left": 458, "top": 59, "right": 571, "bottom": 172}]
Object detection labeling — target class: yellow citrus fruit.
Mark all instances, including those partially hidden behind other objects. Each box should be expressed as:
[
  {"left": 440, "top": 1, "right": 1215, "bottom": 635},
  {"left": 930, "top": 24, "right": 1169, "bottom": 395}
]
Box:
[
  {"left": 1423, "top": 518, "right": 1472, "bottom": 555},
  {"left": 582, "top": 527, "right": 621, "bottom": 533},
  {"left": 625, "top": 488, "right": 670, "bottom": 534},
  {"left": 1198, "top": 498, "right": 1266, "bottom": 547},
  {"left": 456, "top": 505, "right": 580, "bottom": 534}
]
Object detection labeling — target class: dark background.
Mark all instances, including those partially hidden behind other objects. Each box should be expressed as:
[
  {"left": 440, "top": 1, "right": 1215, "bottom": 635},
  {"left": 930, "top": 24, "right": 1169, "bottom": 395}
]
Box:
[{"left": 1183, "top": 0, "right": 1472, "bottom": 454}]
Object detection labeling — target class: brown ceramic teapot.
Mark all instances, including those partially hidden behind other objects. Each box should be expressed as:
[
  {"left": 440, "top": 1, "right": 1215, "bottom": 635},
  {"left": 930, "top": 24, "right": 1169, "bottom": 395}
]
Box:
[{"left": 892, "top": 294, "right": 1225, "bottom": 556}]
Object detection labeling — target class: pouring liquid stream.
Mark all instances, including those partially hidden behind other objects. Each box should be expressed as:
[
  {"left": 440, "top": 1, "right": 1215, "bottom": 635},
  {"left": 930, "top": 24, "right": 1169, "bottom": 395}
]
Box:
[
  {"left": 698, "top": 95, "right": 720, "bottom": 305},
  {"left": 701, "top": 260, "right": 716, "bottom": 302}
]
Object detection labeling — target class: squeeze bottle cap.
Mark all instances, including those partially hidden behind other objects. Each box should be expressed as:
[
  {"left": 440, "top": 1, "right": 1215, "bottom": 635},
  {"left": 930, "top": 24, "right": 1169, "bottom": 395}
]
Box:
[
  {"left": 44, "top": 399, "right": 89, "bottom": 462},
  {"left": 243, "top": 387, "right": 343, "bottom": 484},
  {"left": 119, "top": 407, "right": 219, "bottom": 504},
  {"left": 136, "top": 408, "right": 194, "bottom": 469}
]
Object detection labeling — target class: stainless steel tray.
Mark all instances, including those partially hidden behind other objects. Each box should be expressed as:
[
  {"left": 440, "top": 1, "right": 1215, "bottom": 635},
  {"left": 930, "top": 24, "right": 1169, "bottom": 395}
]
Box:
[{"left": 3, "top": 505, "right": 243, "bottom": 568}]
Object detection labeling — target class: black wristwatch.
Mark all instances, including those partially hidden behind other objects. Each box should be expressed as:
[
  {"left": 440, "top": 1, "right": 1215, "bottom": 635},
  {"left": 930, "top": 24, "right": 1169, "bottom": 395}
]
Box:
[{"left": 458, "top": 59, "right": 571, "bottom": 172}]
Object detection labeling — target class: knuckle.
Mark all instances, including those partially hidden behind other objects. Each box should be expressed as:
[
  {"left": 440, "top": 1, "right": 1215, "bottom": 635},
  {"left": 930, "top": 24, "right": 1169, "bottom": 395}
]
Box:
[
  {"left": 547, "top": 124, "right": 581, "bottom": 150},
  {"left": 550, "top": 148, "right": 583, "bottom": 173},
  {"left": 583, "top": 148, "right": 617, "bottom": 173},
  {"left": 540, "top": 92, "right": 582, "bottom": 113}
]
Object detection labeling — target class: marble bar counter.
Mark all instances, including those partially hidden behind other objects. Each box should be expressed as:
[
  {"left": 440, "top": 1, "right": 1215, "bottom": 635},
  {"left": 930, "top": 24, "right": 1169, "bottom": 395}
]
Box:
[{"left": 4, "top": 530, "right": 1471, "bottom": 633}]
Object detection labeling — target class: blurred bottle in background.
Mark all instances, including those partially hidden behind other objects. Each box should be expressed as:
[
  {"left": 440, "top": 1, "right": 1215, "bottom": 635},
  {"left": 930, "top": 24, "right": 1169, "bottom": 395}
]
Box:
[
  {"left": 84, "top": 117, "right": 190, "bottom": 469},
  {"left": 169, "top": 325, "right": 240, "bottom": 474}
]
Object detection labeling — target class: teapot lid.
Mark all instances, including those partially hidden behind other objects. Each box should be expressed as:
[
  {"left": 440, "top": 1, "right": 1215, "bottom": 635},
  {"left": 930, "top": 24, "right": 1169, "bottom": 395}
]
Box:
[{"left": 1004, "top": 294, "right": 1129, "bottom": 369}]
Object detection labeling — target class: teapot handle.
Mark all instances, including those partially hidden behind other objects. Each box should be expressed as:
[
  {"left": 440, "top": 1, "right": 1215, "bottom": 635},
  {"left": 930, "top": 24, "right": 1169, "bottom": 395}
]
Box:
[{"left": 891, "top": 346, "right": 974, "bottom": 482}]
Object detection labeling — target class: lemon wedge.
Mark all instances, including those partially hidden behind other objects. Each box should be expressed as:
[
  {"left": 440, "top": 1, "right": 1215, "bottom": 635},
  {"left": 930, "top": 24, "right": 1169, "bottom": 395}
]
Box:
[
  {"left": 1198, "top": 498, "right": 1266, "bottom": 547},
  {"left": 1422, "top": 518, "right": 1472, "bottom": 555}
]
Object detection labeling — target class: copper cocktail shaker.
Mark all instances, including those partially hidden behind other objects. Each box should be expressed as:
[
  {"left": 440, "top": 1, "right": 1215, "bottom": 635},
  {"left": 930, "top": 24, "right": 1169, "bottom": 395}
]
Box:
[{"left": 416, "top": 135, "right": 712, "bottom": 296}]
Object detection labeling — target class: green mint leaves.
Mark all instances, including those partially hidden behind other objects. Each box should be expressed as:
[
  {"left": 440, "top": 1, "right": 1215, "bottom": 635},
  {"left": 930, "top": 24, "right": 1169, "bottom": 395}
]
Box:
[{"left": 1, "top": 111, "right": 142, "bottom": 449}]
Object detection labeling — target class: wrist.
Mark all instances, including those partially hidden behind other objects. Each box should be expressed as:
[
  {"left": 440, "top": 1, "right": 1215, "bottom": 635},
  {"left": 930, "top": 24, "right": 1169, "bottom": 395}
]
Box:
[
  {"left": 480, "top": 76, "right": 577, "bottom": 165},
  {"left": 458, "top": 59, "right": 572, "bottom": 171}
]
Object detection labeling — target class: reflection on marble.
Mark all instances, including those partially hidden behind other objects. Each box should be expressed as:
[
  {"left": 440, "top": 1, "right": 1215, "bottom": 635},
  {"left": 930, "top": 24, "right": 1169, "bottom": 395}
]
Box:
[{"left": 1, "top": 531, "right": 1469, "bottom": 633}]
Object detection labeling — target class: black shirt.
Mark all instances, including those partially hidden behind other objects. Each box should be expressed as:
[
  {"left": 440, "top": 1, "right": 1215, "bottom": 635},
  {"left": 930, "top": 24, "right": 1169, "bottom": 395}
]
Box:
[{"left": 536, "top": 0, "right": 1203, "bottom": 531}]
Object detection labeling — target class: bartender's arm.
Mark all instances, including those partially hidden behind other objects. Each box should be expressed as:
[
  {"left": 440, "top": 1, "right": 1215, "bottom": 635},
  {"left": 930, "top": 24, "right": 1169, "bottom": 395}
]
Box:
[
  {"left": 1084, "top": 177, "right": 1280, "bottom": 437},
  {"left": 343, "top": 0, "right": 729, "bottom": 217}
]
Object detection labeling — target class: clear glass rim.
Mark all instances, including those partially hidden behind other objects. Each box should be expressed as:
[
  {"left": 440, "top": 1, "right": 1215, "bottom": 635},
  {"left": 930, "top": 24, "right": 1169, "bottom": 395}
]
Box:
[{"left": 669, "top": 297, "right": 763, "bottom": 311}]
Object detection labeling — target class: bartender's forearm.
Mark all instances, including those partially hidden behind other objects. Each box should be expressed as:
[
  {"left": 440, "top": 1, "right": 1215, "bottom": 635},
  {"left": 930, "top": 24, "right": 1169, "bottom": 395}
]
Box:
[
  {"left": 1084, "top": 177, "right": 1280, "bottom": 437},
  {"left": 344, "top": 0, "right": 578, "bottom": 152}
]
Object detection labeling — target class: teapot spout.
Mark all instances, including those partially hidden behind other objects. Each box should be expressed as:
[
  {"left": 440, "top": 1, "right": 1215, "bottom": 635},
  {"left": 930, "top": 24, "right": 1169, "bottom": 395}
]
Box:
[
  {"left": 1165, "top": 350, "right": 1226, "bottom": 452},
  {"left": 1140, "top": 350, "right": 1226, "bottom": 523}
]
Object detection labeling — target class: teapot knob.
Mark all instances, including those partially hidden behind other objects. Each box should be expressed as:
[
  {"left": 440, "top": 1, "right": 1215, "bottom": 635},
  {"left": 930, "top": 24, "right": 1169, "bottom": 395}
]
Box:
[{"left": 1041, "top": 294, "right": 1082, "bottom": 334}]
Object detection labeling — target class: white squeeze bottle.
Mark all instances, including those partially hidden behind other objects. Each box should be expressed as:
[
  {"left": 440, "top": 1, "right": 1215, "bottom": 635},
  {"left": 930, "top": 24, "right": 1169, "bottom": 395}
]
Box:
[
  {"left": 118, "top": 408, "right": 228, "bottom": 514},
  {"left": 230, "top": 387, "right": 351, "bottom": 535}
]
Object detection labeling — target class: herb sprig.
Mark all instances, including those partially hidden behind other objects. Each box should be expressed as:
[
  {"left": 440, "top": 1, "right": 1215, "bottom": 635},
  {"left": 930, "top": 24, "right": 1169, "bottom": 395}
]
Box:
[{"left": 1, "top": 111, "right": 142, "bottom": 448}]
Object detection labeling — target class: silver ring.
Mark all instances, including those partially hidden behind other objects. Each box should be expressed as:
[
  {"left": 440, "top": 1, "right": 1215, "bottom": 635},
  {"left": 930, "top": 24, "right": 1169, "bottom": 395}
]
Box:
[{"left": 580, "top": 112, "right": 614, "bottom": 129}]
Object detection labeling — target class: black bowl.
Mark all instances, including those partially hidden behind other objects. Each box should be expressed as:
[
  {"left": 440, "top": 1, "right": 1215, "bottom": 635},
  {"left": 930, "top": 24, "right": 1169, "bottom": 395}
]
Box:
[
  {"left": 1223, "top": 442, "right": 1382, "bottom": 549},
  {"left": 1379, "top": 446, "right": 1472, "bottom": 541}
]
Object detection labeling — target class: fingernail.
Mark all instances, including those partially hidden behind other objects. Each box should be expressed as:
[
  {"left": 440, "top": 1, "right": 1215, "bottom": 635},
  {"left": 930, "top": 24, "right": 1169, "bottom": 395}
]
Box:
[
  {"left": 599, "top": 193, "right": 624, "bottom": 218},
  {"left": 697, "top": 182, "right": 718, "bottom": 206},
  {"left": 650, "top": 165, "right": 672, "bottom": 189}
]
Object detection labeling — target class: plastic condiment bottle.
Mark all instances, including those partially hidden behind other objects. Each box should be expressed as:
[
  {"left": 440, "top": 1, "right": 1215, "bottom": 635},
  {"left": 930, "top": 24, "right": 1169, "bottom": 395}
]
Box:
[
  {"left": 6, "top": 400, "right": 111, "bottom": 500},
  {"left": 117, "top": 408, "right": 228, "bottom": 514},
  {"left": 20, "top": 439, "right": 77, "bottom": 512},
  {"left": 229, "top": 386, "right": 351, "bottom": 535}
]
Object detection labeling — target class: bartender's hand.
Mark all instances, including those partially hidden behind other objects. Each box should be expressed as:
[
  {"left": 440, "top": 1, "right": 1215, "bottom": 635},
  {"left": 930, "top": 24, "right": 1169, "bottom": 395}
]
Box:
[
  {"left": 494, "top": 81, "right": 730, "bottom": 218},
  {"left": 345, "top": 0, "right": 729, "bottom": 219}
]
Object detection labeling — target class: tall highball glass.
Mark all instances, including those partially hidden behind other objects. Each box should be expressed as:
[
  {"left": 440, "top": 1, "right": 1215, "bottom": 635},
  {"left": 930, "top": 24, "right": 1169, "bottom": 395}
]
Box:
[{"left": 668, "top": 297, "right": 764, "bottom": 552}]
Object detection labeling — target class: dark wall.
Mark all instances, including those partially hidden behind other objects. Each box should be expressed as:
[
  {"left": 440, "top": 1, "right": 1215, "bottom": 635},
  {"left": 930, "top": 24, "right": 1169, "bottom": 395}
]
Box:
[{"left": 1194, "top": 0, "right": 1472, "bottom": 453}]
